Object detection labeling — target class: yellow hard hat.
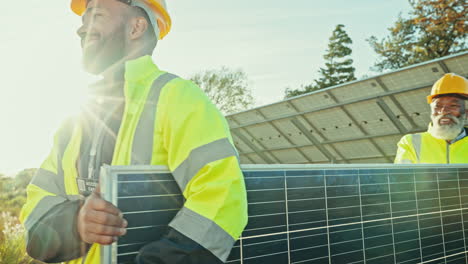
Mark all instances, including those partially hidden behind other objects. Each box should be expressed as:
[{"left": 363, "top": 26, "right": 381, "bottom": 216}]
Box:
[
  {"left": 70, "top": 0, "right": 171, "bottom": 40},
  {"left": 427, "top": 73, "right": 468, "bottom": 104}
]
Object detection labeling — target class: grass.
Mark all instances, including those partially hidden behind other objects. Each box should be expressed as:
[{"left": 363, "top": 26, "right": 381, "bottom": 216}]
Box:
[
  {"left": 0, "top": 212, "right": 34, "bottom": 264},
  {"left": 0, "top": 170, "right": 36, "bottom": 264}
]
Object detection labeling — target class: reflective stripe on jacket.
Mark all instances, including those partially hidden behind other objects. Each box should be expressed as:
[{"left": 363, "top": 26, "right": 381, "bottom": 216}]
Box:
[
  {"left": 20, "top": 55, "right": 248, "bottom": 264},
  {"left": 394, "top": 127, "right": 468, "bottom": 164}
]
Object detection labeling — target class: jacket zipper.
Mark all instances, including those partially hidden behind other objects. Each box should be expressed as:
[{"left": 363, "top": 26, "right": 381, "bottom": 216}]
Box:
[
  {"left": 88, "top": 103, "right": 121, "bottom": 180},
  {"left": 82, "top": 104, "right": 121, "bottom": 264},
  {"left": 446, "top": 142, "right": 450, "bottom": 164}
]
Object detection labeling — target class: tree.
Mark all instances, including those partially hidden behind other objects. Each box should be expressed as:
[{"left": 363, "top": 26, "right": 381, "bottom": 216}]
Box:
[
  {"left": 315, "top": 24, "right": 356, "bottom": 89},
  {"left": 190, "top": 67, "right": 254, "bottom": 114},
  {"left": 368, "top": 0, "right": 467, "bottom": 71},
  {"left": 284, "top": 24, "right": 356, "bottom": 98},
  {"left": 14, "top": 169, "right": 36, "bottom": 189},
  {"left": 284, "top": 84, "right": 317, "bottom": 98}
]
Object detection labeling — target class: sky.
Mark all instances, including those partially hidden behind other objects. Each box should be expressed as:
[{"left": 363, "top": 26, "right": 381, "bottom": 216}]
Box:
[{"left": 0, "top": 0, "right": 412, "bottom": 175}]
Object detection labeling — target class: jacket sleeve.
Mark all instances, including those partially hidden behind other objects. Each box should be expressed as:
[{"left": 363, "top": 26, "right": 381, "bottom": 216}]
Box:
[
  {"left": 136, "top": 227, "right": 223, "bottom": 264},
  {"left": 20, "top": 119, "right": 84, "bottom": 262},
  {"left": 137, "top": 78, "right": 248, "bottom": 263},
  {"left": 394, "top": 134, "right": 417, "bottom": 164}
]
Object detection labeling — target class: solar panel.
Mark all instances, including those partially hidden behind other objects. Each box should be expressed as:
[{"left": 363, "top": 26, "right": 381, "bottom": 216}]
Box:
[
  {"left": 226, "top": 51, "right": 468, "bottom": 164},
  {"left": 100, "top": 164, "right": 468, "bottom": 264}
]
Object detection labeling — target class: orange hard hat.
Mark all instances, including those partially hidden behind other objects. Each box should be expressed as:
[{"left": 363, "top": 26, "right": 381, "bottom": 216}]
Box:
[
  {"left": 70, "top": 0, "right": 171, "bottom": 39},
  {"left": 427, "top": 73, "right": 468, "bottom": 104}
]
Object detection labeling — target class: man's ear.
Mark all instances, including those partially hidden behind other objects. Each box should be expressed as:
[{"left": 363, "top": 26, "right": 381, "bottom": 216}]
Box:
[{"left": 128, "top": 17, "right": 148, "bottom": 40}]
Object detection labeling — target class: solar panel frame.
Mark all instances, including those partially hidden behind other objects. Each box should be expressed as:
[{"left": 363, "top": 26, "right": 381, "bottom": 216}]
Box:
[{"left": 100, "top": 164, "right": 468, "bottom": 264}]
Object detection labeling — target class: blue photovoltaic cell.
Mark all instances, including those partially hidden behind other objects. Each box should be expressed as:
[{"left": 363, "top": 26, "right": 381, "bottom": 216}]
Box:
[{"left": 102, "top": 165, "right": 468, "bottom": 264}]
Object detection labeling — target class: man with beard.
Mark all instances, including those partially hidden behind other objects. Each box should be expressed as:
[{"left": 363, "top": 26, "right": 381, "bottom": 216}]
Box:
[
  {"left": 20, "top": 0, "right": 248, "bottom": 263},
  {"left": 394, "top": 73, "right": 468, "bottom": 164}
]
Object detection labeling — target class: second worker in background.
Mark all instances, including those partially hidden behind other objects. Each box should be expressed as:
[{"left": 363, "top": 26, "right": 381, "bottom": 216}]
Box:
[{"left": 395, "top": 73, "right": 468, "bottom": 164}]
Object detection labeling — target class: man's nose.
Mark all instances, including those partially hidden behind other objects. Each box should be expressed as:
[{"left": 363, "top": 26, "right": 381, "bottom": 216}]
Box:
[
  {"left": 439, "top": 105, "right": 451, "bottom": 115},
  {"left": 77, "top": 24, "right": 86, "bottom": 39}
]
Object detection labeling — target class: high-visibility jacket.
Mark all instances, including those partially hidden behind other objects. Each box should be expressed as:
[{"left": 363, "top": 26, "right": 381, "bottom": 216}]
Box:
[
  {"left": 394, "top": 126, "right": 468, "bottom": 164},
  {"left": 20, "top": 55, "right": 248, "bottom": 264}
]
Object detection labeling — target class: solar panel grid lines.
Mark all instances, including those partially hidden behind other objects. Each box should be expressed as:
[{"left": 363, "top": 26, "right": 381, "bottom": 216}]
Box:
[
  {"left": 100, "top": 164, "right": 468, "bottom": 264},
  {"left": 457, "top": 169, "right": 468, "bottom": 264},
  {"left": 284, "top": 171, "right": 292, "bottom": 263},
  {"left": 357, "top": 170, "right": 367, "bottom": 264},
  {"left": 436, "top": 172, "right": 448, "bottom": 264},
  {"left": 387, "top": 171, "right": 397, "bottom": 263},
  {"left": 414, "top": 169, "right": 425, "bottom": 263},
  {"left": 324, "top": 169, "right": 332, "bottom": 264}
]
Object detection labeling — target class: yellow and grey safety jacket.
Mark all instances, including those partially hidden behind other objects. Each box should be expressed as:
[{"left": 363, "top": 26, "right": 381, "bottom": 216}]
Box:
[
  {"left": 394, "top": 126, "right": 468, "bottom": 164},
  {"left": 20, "top": 55, "right": 248, "bottom": 264}
]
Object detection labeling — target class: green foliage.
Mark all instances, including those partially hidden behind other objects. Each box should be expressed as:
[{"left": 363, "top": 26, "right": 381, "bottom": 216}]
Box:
[
  {"left": 190, "top": 67, "right": 254, "bottom": 114},
  {"left": 0, "top": 212, "right": 34, "bottom": 264},
  {"left": 0, "top": 169, "right": 36, "bottom": 264},
  {"left": 284, "top": 24, "right": 356, "bottom": 98},
  {"left": 15, "top": 169, "right": 36, "bottom": 190},
  {"left": 284, "top": 84, "right": 319, "bottom": 98},
  {"left": 0, "top": 169, "right": 35, "bottom": 216},
  {"left": 368, "top": 0, "right": 467, "bottom": 71},
  {"left": 315, "top": 24, "right": 356, "bottom": 89}
]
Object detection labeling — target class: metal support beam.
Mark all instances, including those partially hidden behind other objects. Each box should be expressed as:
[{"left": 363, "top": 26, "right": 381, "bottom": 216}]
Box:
[
  {"left": 375, "top": 77, "right": 419, "bottom": 130},
  {"left": 290, "top": 118, "right": 336, "bottom": 163},
  {"left": 286, "top": 101, "right": 348, "bottom": 163},
  {"left": 229, "top": 83, "right": 431, "bottom": 130},
  {"left": 368, "top": 138, "right": 393, "bottom": 163},
  {"left": 325, "top": 91, "right": 368, "bottom": 136},
  {"left": 328, "top": 145, "right": 349, "bottom": 164},
  {"left": 438, "top": 61, "right": 450, "bottom": 73},
  {"left": 238, "top": 128, "right": 423, "bottom": 155},
  {"left": 376, "top": 98, "right": 408, "bottom": 134},
  {"left": 340, "top": 154, "right": 396, "bottom": 163},
  {"left": 237, "top": 122, "right": 425, "bottom": 163},
  {"left": 240, "top": 129, "right": 282, "bottom": 163},
  {"left": 325, "top": 91, "right": 392, "bottom": 163},
  {"left": 229, "top": 116, "right": 282, "bottom": 163},
  {"left": 242, "top": 153, "right": 255, "bottom": 164},
  {"left": 227, "top": 116, "right": 257, "bottom": 158},
  {"left": 255, "top": 109, "right": 313, "bottom": 163},
  {"left": 232, "top": 130, "right": 274, "bottom": 164},
  {"left": 286, "top": 101, "right": 327, "bottom": 140},
  {"left": 239, "top": 145, "right": 396, "bottom": 164}
]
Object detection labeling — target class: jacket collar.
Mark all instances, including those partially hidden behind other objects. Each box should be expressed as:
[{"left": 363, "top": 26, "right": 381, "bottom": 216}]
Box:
[
  {"left": 452, "top": 127, "right": 467, "bottom": 144},
  {"left": 88, "top": 55, "right": 159, "bottom": 98},
  {"left": 124, "top": 55, "right": 159, "bottom": 83}
]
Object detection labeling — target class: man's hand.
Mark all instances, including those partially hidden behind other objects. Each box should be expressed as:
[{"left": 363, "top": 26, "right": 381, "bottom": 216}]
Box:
[{"left": 77, "top": 187, "right": 127, "bottom": 245}]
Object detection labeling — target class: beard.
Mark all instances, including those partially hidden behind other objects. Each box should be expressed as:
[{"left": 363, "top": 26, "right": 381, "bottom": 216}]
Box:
[
  {"left": 428, "top": 114, "right": 465, "bottom": 141},
  {"left": 82, "top": 24, "right": 127, "bottom": 75}
]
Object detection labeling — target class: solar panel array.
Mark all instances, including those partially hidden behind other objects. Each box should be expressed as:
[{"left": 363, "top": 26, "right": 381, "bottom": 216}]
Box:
[
  {"left": 226, "top": 52, "right": 468, "bottom": 164},
  {"left": 101, "top": 164, "right": 468, "bottom": 264}
]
